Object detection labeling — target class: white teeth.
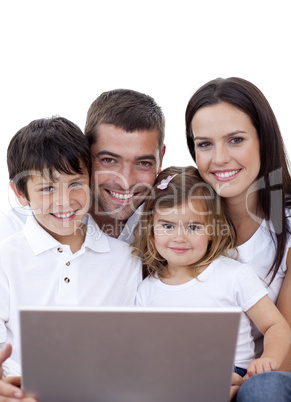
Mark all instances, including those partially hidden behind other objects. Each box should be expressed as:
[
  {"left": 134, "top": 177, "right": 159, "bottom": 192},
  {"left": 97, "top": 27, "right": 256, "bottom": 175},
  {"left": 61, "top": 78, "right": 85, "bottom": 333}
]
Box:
[
  {"left": 215, "top": 170, "right": 239, "bottom": 178},
  {"left": 109, "top": 191, "right": 134, "bottom": 200},
  {"left": 54, "top": 211, "right": 75, "bottom": 218}
]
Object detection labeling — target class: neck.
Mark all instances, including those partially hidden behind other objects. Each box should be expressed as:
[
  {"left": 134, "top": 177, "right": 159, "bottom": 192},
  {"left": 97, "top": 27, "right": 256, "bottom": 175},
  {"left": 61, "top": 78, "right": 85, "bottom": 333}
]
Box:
[
  {"left": 160, "top": 264, "right": 204, "bottom": 285},
  {"left": 223, "top": 191, "right": 263, "bottom": 246},
  {"left": 89, "top": 206, "right": 126, "bottom": 239}
]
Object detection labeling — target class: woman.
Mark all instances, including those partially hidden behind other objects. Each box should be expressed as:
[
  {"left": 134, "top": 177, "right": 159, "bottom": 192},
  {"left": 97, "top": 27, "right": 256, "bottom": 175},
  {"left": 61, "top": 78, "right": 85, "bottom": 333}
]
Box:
[{"left": 185, "top": 77, "right": 291, "bottom": 401}]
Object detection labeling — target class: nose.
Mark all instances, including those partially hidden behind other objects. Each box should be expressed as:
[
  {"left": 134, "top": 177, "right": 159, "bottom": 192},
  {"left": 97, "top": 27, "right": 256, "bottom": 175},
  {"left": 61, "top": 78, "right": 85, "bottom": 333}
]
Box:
[
  {"left": 212, "top": 143, "right": 231, "bottom": 165},
  {"left": 113, "top": 164, "right": 138, "bottom": 190},
  {"left": 173, "top": 224, "right": 187, "bottom": 242},
  {"left": 54, "top": 184, "right": 71, "bottom": 208}
]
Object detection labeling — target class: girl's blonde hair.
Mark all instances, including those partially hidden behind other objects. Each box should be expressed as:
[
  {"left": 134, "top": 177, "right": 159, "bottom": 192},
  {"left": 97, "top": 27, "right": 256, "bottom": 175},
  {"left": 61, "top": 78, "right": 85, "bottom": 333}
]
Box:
[{"left": 132, "top": 166, "right": 236, "bottom": 278}]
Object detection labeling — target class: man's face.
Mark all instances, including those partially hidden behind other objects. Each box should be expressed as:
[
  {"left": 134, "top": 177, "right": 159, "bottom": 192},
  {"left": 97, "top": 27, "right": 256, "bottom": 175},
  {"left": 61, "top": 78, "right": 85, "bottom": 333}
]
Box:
[{"left": 90, "top": 123, "right": 165, "bottom": 221}]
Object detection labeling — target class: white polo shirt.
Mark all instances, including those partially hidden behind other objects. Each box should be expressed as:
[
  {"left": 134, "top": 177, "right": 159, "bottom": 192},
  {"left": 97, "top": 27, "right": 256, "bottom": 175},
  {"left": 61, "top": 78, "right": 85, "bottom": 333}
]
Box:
[
  {"left": 0, "top": 214, "right": 142, "bottom": 376},
  {"left": 0, "top": 205, "right": 142, "bottom": 244}
]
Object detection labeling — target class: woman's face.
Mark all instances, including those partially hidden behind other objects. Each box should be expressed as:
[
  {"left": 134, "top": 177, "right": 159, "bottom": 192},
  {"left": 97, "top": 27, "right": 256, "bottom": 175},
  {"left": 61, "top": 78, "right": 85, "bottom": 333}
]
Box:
[{"left": 191, "top": 102, "right": 261, "bottom": 202}]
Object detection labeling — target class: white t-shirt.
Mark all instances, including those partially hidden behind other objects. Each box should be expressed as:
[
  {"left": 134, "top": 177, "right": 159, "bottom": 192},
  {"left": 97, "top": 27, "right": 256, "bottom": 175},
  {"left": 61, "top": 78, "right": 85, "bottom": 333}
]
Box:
[
  {"left": 228, "top": 211, "right": 291, "bottom": 355},
  {"left": 0, "top": 214, "right": 142, "bottom": 376},
  {"left": 136, "top": 256, "right": 268, "bottom": 369},
  {"left": 0, "top": 205, "right": 142, "bottom": 244}
]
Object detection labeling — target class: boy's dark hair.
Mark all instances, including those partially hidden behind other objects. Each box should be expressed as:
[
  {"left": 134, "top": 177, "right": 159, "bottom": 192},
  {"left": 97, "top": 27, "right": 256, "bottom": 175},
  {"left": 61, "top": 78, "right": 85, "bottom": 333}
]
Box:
[
  {"left": 84, "top": 89, "right": 165, "bottom": 156},
  {"left": 7, "top": 116, "right": 92, "bottom": 200}
]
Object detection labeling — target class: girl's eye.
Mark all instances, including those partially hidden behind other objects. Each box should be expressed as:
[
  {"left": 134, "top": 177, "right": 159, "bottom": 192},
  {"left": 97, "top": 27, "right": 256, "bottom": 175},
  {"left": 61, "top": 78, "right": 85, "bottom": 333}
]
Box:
[
  {"left": 188, "top": 224, "right": 203, "bottom": 232},
  {"left": 163, "top": 224, "right": 174, "bottom": 230}
]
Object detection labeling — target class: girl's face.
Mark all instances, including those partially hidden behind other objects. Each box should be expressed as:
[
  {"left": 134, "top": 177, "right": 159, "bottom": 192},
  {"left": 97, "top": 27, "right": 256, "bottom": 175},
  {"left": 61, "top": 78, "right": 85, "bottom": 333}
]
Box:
[
  {"left": 153, "top": 201, "right": 211, "bottom": 272},
  {"left": 191, "top": 102, "right": 260, "bottom": 202}
]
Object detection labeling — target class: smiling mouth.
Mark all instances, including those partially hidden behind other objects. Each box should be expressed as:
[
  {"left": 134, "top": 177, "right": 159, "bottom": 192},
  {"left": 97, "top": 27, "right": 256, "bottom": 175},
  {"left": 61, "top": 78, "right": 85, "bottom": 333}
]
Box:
[
  {"left": 213, "top": 169, "right": 240, "bottom": 179},
  {"left": 107, "top": 190, "right": 137, "bottom": 201},
  {"left": 170, "top": 248, "right": 190, "bottom": 253},
  {"left": 51, "top": 211, "right": 76, "bottom": 219}
]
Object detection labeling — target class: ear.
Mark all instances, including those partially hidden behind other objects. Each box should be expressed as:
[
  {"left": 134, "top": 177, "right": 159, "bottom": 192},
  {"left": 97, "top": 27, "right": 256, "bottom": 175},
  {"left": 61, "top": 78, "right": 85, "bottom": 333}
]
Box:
[
  {"left": 157, "top": 144, "right": 166, "bottom": 174},
  {"left": 9, "top": 181, "right": 29, "bottom": 206}
]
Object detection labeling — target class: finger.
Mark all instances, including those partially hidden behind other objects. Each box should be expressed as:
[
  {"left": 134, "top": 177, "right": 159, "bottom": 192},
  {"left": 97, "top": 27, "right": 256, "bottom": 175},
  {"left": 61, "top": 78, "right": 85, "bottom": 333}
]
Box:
[
  {"left": 0, "top": 380, "right": 23, "bottom": 399},
  {"left": 0, "top": 345, "right": 12, "bottom": 365}
]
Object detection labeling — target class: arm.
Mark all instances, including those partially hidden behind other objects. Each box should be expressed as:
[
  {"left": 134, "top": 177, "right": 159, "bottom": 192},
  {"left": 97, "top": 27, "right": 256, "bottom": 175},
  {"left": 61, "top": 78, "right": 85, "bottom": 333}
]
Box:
[
  {"left": 246, "top": 294, "right": 291, "bottom": 376},
  {"left": 276, "top": 247, "right": 291, "bottom": 371},
  {"left": 0, "top": 344, "right": 36, "bottom": 402}
]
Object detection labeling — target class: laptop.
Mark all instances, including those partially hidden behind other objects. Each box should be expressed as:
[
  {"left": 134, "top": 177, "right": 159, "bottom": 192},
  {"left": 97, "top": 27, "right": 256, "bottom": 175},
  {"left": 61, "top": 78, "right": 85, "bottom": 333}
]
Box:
[{"left": 19, "top": 306, "right": 241, "bottom": 402}]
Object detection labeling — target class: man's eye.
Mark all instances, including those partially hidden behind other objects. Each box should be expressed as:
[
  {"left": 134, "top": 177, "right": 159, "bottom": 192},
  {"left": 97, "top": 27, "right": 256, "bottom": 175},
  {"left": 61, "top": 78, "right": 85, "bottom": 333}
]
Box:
[
  {"left": 138, "top": 161, "right": 153, "bottom": 167},
  {"left": 102, "top": 158, "right": 115, "bottom": 164}
]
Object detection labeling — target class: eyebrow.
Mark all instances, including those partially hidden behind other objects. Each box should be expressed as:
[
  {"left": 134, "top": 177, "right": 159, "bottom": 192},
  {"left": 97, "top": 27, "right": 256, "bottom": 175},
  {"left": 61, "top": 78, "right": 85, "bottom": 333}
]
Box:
[
  {"left": 94, "top": 150, "right": 157, "bottom": 161},
  {"left": 156, "top": 219, "right": 204, "bottom": 225},
  {"left": 193, "top": 130, "right": 247, "bottom": 141}
]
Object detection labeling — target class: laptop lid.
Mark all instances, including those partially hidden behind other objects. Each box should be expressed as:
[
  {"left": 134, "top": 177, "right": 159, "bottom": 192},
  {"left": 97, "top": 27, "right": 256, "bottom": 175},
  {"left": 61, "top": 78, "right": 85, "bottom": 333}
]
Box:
[{"left": 19, "top": 306, "right": 241, "bottom": 402}]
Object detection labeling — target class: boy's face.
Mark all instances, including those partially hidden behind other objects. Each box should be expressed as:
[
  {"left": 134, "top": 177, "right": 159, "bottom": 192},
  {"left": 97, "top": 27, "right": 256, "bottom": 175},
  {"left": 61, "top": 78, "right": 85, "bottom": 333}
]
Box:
[
  {"left": 17, "top": 169, "right": 90, "bottom": 242},
  {"left": 90, "top": 123, "right": 165, "bottom": 221}
]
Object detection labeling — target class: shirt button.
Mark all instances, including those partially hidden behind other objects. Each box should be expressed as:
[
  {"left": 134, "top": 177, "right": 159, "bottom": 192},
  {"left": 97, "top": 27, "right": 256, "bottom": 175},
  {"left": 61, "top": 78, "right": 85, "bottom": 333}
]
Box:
[
  {"left": 64, "top": 277, "right": 70, "bottom": 283},
  {"left": 57, "top": 247, "right": 63, "bottom": 253},
  {"left": 66, "top": 261, "right": 70, "bottom": 266}
]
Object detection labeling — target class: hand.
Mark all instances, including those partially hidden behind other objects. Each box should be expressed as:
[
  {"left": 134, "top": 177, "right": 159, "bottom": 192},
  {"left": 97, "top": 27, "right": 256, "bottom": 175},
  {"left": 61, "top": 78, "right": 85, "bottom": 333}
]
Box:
[
  {"left": 229, "top": 372, "right": 244, "bottom": 401},
  {"left": 247, "top": 357, "right": 278, "bottom": 377},
  {"left": 0, "top": 344, "right": 37, "bottom": 401}
]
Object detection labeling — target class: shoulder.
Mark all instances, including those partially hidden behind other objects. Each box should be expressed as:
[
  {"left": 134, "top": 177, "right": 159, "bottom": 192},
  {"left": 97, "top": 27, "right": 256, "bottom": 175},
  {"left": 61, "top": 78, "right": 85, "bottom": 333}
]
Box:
[{"left": 0, "top": 207, "right": 29, "bottom": 241}]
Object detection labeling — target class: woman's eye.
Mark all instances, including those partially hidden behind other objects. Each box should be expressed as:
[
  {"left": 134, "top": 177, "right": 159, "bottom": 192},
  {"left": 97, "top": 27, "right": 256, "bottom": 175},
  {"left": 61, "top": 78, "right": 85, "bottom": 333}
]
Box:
[
  {"left": 196, "top": 141, "right": 211, "bottom": 148},
  {"left": 230, "top": 137, "right": 244, "bottom": 144}
]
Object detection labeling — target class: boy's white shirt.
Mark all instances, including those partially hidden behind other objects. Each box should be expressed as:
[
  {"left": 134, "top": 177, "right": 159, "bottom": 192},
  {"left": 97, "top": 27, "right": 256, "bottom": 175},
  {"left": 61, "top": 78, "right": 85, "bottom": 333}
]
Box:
[
  {"left": 0, "top": 213, "right": 142, "bottom": 376},
  {"left": 136, "top": 255, "right": 268, "bottom": 369},
  {"left": 0, "top": 204, "right": 143, "bottom": 244}
]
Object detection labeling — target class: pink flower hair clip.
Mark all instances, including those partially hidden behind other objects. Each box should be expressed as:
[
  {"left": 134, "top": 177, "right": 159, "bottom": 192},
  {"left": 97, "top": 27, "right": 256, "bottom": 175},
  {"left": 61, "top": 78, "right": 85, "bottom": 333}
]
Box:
[{"left": 157, "top": 174, "right": 177, "bottom": 190}]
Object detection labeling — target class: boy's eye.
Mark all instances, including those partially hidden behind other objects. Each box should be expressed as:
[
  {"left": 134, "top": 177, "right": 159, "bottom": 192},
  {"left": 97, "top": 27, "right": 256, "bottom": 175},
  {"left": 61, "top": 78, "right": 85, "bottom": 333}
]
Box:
[
  {"left": 42, "top": 186, "right": 54, "bottom": 192},
  {"left": 70, "top": 182, "right": 82, "bottom": 188}
]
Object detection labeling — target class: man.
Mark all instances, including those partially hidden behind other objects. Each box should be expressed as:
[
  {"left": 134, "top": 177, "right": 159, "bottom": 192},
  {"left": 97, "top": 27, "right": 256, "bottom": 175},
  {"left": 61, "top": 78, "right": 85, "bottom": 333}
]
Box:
[
  {"left": 84, "top": 89, "right": 165, "bottom": 241},
  {"left": 0, "top": 89, "right": 165, "bottom": 242}
]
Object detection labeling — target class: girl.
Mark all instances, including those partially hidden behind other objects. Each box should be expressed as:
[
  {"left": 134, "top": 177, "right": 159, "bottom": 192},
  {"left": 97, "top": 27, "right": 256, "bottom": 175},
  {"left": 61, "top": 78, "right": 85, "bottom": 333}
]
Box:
[
  {"left": 185, "top": 77, "right": 291, "bottom": 400},
  {"left": 133, "top": 166, "right": 290, "bottom": 380}
]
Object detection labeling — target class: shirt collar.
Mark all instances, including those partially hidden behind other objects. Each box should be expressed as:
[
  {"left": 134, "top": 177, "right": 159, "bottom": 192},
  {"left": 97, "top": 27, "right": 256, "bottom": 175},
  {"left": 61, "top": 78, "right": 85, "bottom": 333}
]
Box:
[{"left": 23, "top": 214, "right": 110, "bottom": 256}]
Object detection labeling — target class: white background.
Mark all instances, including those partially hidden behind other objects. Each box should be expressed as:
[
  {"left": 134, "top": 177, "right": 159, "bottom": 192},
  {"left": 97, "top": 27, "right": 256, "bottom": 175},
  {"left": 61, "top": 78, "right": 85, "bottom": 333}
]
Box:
[{"left": 1, "top": 0, "right": 290, "bottom": 212}]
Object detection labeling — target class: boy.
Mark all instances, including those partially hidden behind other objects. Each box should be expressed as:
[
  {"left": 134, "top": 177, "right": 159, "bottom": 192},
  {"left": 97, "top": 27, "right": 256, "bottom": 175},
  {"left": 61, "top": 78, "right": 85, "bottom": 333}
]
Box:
[{"left": 0, "top": 116, "right": 142, "bottom": 377}]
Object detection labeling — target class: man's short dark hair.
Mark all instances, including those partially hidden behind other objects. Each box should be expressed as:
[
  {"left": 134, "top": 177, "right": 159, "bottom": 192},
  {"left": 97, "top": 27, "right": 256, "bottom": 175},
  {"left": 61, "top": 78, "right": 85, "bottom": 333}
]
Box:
[{"left": 85, "top": 89, "right": 165, "bottom": 155}]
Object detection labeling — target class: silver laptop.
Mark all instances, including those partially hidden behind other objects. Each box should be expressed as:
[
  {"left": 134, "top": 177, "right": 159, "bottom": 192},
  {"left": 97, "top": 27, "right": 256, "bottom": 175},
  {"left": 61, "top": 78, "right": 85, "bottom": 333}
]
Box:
[{"left": 19, "top": 306, "right": 241, "bottom": 402}]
